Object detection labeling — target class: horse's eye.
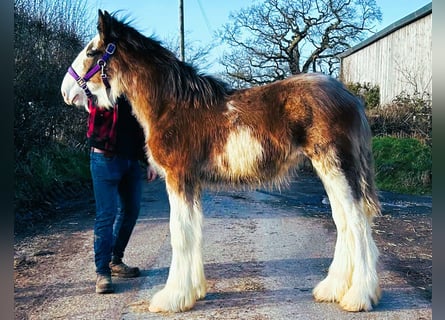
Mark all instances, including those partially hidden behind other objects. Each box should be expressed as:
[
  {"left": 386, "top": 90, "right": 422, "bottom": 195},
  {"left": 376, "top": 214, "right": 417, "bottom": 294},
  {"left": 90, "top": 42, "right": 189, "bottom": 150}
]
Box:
[{"left": 86, "top": 50, "right": 101, "bottom": 58}]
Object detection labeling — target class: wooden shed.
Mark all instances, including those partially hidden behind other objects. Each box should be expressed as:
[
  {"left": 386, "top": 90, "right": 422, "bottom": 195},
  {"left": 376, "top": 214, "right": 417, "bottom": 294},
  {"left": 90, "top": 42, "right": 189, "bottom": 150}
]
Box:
[{"left": 339, "top": 3, "right": 432, "bottom": 105}]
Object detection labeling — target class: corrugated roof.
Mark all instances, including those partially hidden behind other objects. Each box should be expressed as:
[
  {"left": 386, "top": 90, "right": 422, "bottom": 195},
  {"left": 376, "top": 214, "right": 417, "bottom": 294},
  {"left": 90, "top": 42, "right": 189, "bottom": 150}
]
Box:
[{"left": 339, "top": 2, "right": 432, "bottom": 58}]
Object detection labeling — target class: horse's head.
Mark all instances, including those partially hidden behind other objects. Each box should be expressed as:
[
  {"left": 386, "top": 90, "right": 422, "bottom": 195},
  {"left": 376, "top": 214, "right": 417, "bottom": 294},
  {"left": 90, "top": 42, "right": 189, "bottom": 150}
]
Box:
[{"left": 61, "top": 10, "right": 122, "bottom": 110}]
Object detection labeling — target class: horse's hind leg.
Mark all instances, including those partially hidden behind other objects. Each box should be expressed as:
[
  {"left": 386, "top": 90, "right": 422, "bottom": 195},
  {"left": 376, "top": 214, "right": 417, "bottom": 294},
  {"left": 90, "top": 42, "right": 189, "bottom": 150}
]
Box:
[
  {"left": 149, "top": 177, "right": 206, "bottom": 313},
  {"left": 311, "top": 153, "right": 380, "bottom": 311}
]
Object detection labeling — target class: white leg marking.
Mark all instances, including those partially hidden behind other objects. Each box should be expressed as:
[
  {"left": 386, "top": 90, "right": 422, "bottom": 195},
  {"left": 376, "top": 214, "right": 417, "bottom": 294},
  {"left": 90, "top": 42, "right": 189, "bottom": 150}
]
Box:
[
  {"left": 339, "top": 198, "right": 380, "bottom": 312},
  {"left": 313, "top": 177, "right": 352, "bottom": 303},
  {"left": 149, "top": 185, "right": 206, "bottom": 313},
  {"left": 312, "top": 162, "right": 380, "bottom": 311}
]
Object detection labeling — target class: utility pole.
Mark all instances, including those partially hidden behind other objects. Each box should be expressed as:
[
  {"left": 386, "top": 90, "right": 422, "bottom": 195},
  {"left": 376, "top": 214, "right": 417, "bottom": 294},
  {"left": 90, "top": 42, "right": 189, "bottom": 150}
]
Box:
[{"left": 179, "top": 0, "right": 185, "bottom": 61}]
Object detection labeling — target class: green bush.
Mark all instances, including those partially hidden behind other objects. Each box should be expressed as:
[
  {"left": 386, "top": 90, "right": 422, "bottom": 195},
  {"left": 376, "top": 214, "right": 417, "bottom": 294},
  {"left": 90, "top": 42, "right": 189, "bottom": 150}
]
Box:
[
  {"left": 14, "top": 1, "right": 91, "bottom": 225},
  {"left": 372, "top": 136, "right": 431, "bottom": 195},
  {"left": 15, "top": 144, "right": 91, "bottom": 213},
  {"left": 367, "top": 91, "right": 432, "bottom": 146},
  {"left": 346, "top": 82, "right": 380, "bottom": 109}
]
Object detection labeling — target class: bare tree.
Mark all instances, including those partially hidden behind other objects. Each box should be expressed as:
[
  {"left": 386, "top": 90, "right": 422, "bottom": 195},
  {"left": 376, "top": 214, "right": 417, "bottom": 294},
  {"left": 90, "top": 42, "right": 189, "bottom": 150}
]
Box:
[
  {"left": 161, "top": 32, "right": 214, "bottom": 72},
  {"left": 218, "top": 0, "right": 382, "bottom": 87},
  {"left": 14, "top": 0, "right": 95, "bottom": 155},
  {"left": 14, "top": 0, "right": 96, "bottom": 40},
  {"left": 14, "top": 0, "right": 99, "bottom": 212}
]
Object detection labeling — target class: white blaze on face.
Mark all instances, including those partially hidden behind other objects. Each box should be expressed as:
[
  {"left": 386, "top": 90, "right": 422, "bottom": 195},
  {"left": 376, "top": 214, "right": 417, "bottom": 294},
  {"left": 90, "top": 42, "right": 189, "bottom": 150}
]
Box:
[
  {"left": 219, "top": 127, "right": 263, "bottom": 177},
  {"left": 60, "top": 35, "right": 114, "bottom": 110}
]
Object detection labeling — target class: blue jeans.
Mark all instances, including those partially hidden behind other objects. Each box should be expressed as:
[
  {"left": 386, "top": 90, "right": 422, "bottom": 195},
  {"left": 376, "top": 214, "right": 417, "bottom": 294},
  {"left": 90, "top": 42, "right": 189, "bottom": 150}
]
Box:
[{"left": 90, "top": 151, "right": 142, "bottom": 275}]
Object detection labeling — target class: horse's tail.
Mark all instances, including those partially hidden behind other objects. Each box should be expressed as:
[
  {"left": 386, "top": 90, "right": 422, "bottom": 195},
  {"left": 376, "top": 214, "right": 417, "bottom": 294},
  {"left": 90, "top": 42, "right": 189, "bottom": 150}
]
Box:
[{"left": 357, "top": 104, "right": 381, "bottom": 219}]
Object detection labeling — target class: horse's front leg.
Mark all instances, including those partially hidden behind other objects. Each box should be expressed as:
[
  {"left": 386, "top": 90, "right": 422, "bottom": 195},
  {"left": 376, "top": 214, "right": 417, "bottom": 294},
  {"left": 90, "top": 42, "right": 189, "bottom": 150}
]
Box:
[{"left": 149, "top": 180, "right": 206, "bottom": 313}]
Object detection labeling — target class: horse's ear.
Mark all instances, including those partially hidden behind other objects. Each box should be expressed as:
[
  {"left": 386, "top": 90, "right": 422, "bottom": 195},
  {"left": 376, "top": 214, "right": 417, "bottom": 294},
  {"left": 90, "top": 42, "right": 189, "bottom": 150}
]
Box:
[{"left": 97, "top": 9, "right": 112, "bottom": 41}]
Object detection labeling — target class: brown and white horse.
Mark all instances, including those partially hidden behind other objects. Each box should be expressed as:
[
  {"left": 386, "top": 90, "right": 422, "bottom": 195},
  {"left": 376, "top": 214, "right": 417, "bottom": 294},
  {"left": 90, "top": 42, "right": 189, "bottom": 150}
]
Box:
[{"left": 61, "top": 10, "right": 381, "bottom": 313}]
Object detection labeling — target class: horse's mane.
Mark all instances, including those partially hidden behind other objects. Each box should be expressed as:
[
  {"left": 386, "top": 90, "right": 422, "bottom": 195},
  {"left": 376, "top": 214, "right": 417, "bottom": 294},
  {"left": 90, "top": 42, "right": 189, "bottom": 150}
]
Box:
[{"left": 106, "top": 12, "right": 232, "bottom": 109}]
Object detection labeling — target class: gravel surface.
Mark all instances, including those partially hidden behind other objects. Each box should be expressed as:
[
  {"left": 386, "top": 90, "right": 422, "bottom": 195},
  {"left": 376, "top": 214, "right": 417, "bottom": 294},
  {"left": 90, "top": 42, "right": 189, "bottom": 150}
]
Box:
[{"left": 14, "top": 172, "right": 432, "bottom": 319}]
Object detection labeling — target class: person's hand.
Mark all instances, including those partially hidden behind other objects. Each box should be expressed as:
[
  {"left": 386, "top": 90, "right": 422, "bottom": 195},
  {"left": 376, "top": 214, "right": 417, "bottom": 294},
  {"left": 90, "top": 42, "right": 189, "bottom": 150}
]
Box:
[{"left": 146, "top": 165, "right": 157, "bottom": 182}]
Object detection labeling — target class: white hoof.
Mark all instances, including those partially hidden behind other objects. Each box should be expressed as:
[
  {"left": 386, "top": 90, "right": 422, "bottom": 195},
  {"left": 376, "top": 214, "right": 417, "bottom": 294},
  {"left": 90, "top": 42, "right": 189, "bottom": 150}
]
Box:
[
  {"left": 149, "top": 286, "right": 196, "bottom": 313},
  {"left": 313, "top": 275, "right": 349, "bottom": 303},
  {"left": 195, "top": 281, "right": 207, "bottom": 300},
  {"left": 339, "top": 284, "right": 381, "bottom": 312}
]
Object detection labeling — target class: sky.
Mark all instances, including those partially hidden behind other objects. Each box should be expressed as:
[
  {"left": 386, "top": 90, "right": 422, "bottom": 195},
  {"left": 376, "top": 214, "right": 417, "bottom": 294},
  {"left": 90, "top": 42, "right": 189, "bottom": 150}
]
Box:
[{"left": 90, "top": 0, "right": 431, "bottom": 73}]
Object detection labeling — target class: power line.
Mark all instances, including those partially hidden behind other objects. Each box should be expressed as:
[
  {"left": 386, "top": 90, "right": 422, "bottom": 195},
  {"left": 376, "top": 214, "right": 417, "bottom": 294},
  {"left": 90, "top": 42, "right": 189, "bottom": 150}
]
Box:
[
  {"left": 196, "top": 0, "right": 213, "bottom": 37},
  {"left": 179, "top": 0, "right": 213, "bottom": 62}
]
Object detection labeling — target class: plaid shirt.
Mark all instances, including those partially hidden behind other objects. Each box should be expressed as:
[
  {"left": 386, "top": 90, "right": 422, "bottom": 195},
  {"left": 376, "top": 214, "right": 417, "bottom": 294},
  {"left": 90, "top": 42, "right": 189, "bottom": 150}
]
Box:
[
  {"left": 87, "top": 99, "right": 118, "bottom": 152},
  {"left": 87, "top": 98, "right": 146, "bottom": 161}
]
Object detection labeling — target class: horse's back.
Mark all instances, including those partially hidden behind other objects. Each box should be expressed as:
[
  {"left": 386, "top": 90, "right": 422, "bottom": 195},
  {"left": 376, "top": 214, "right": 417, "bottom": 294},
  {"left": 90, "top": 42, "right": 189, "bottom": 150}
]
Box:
[{"left": 227, "top": 73, "right": 367, "bottom": 149}]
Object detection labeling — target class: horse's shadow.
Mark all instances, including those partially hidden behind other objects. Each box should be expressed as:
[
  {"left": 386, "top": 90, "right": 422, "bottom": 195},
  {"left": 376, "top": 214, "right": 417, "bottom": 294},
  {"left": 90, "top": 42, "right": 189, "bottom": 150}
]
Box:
[{"left": 137, "top": 257, "right": 426, "bottom": 313}]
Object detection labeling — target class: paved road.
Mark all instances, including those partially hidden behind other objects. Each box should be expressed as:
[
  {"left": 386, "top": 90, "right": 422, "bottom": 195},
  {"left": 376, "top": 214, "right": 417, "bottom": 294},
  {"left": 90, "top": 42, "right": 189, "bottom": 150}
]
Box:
[{"left": 16, "top": 175, "right": 431, "bottom": 319}]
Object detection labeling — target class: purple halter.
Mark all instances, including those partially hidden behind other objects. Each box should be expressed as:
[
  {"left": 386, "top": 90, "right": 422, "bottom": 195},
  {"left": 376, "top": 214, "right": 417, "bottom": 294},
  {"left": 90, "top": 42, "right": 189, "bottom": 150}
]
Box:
[{"left": 68, "top": 43, "right": 116, "bottom": 98}]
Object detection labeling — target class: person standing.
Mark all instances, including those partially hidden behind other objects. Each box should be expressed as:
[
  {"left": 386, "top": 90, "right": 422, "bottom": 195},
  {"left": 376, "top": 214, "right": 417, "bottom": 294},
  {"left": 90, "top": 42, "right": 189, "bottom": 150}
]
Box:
[{"left": 87, "top": 95, "right": 157, "bottom": 294}]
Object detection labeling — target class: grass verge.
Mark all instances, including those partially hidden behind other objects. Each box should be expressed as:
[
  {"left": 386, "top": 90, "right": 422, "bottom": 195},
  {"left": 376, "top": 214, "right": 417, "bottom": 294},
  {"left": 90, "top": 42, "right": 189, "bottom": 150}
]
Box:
[
  {"left": 372, "top": 136, "right": 431, "bottom": 195},
  {"left": 15, "top": 144, "right": 90, "bottom": 218}
]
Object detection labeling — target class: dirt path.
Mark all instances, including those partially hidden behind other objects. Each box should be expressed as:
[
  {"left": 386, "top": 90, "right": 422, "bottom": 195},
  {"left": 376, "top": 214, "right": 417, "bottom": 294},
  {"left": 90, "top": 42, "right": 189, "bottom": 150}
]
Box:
[{"left": 14, "top": 173, "right": 432, "bottom": 319}]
